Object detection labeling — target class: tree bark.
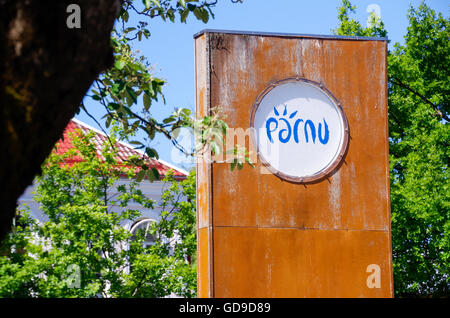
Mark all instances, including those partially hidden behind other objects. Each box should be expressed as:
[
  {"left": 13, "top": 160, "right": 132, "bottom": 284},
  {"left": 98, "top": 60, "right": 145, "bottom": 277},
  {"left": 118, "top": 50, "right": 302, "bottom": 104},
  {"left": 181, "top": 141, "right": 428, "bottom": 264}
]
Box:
[{"left": 0, "top": 0, "right": 121, "bottom": 241}]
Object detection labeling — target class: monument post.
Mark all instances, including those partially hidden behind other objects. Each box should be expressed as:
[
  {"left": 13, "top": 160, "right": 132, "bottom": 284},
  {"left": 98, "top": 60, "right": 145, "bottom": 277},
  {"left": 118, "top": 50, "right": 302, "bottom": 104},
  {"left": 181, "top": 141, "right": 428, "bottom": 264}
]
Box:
[{"left": 195, "top": 30, "right": 393, "bottom": 298}]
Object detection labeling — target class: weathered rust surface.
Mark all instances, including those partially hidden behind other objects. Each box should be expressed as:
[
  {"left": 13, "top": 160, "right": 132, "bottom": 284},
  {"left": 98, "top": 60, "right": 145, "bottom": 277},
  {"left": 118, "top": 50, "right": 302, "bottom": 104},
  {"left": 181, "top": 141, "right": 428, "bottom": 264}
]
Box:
[
  {"left": 195, "top": 31, "right": 393, "bottom": 298},
  {"left": 195, "top": 34, "right": 214, "bottom": 298},
  {"left": 213, "top": 228, "right": 391, "bottom": 297}
]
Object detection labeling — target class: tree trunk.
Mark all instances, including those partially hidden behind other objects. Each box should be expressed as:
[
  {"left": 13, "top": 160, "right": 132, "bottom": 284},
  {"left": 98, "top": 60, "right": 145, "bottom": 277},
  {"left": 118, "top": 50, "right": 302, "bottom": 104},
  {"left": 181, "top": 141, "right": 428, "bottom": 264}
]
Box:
[{"left": 0, "top": 0, "right": 121, "bottom": 241}]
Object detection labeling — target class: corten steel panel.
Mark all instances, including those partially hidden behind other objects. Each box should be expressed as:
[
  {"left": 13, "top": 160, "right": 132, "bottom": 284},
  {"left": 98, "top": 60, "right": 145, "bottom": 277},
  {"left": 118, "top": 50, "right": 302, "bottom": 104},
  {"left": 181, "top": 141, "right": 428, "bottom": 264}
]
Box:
[
  {"left": 195, "top": 30, "right": 393, "bottom": 298},
  {"left": 213, "top": 228, "right": 392, "bottom": 298},
  {"left": 195, "top": 34, "right": 214, "bottom": 298}
]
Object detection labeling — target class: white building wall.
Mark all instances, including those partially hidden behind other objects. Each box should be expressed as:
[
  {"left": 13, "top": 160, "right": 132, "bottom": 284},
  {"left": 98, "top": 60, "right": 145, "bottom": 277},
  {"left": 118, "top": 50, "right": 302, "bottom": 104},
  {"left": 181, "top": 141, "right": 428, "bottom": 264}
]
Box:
[{"left": 17, "top": 177, "right": 174, "bottom": 229}]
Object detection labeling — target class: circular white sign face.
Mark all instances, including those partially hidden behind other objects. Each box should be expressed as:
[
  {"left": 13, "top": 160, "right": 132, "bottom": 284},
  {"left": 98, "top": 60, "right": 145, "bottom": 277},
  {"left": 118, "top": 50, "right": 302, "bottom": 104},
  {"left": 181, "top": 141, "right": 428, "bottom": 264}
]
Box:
[{"left": 251, "top": 78, "right": 348, "bottom": 183}]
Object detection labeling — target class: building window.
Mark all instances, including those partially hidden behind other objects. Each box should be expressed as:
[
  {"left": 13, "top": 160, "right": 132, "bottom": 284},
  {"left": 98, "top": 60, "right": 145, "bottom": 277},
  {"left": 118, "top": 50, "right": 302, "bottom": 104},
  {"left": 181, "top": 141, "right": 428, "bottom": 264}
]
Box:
[{"left": 130, "top": 218, "right": 157, "bottom": 248}]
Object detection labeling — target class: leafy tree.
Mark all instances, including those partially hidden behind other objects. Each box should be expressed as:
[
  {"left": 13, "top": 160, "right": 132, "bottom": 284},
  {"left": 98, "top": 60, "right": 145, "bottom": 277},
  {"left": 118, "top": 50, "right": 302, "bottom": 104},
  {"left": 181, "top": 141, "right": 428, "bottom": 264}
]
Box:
[
  {"left": 87, "top": 0, "right": 248, "bottom": 179},
  {"left": 0, "top": 0, "right": 245, "bottom": 242},
  {"left": 334, "top": 0, "right": 449, "bottom": 297},
  {"left": 0, "top": 130, "right": 197, "bottom": 297},
  {"left": 0, "top": 0, "right": 120, "bottom": 243}
]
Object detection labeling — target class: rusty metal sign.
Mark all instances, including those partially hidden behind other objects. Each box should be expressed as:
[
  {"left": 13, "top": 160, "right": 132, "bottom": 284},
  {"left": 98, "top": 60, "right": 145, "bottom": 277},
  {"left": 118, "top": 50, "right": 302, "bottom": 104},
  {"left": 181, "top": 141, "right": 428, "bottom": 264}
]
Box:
[
  {"left": 195, "top": 30, "right": 393, "bottom": 298},
  {"left": 250, "top": 77, "right": 349, "bottom": 183}
]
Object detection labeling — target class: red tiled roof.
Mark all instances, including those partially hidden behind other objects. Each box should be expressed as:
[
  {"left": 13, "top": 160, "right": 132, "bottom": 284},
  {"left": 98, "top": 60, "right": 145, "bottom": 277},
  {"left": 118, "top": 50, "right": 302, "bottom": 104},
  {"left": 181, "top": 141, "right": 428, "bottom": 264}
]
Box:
[{"left": 54, "top": 119, "right": 187, "bottom": 179}]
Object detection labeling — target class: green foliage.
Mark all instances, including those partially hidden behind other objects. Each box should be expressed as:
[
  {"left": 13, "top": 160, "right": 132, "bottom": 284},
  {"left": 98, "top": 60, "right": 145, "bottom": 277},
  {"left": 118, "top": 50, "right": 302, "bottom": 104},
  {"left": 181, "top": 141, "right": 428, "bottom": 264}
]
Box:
[
  {"left": 84, "top": 0, "right": 252, "bottom": 172},
  {"left": 125, "top": 171, "right": 197, "bottom": 297},
  {"left": 333, "top": 0, "right": 387, "bottom": 38},
  {"left": 334, "top": 1, "right": 449, "bottom": 297},
  {"left": 0, "top": 131, "right": 197, "bottom": 297}
]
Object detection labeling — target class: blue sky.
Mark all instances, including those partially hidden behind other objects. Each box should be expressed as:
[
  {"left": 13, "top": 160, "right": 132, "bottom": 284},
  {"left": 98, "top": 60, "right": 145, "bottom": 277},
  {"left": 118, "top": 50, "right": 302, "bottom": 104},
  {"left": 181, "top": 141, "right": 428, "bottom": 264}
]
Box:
[{"left": 77, "top": 0, "right": 448, "bottom": 171}]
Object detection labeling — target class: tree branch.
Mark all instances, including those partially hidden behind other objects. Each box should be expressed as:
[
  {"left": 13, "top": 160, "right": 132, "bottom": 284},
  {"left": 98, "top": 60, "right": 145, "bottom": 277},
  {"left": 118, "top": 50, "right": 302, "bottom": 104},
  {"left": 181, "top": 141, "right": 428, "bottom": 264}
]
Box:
[
  {"left": 131, "top": 267, "right": 150, "bottom": 297},
  {"left": 98, "top": 79, "right": 195, "bottom": 156},
  {"left": 80, "top": 101, "right": 116, "bottom": 151},
  {"left": 390, "top": 76, "right": 449, "bottom": 122}
]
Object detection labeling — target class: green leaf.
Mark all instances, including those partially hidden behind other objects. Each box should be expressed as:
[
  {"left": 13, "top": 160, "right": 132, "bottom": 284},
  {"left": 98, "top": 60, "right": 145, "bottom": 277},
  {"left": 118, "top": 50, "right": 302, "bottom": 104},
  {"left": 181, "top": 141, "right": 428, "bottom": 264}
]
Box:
[
  {"left": 193, "top": 7, "right": 209, "bottom": 23},
  {"left": 143, "top": 93, "right": 151, "bottom": 110},
  {"left": 180, "top": 9, "right": 189, "bottom": 23},
  {"left": 230, "top": 160, "right": 237, "bottom": 171},
  {"left": 123, "top": 105, "right": 133, "bottom": 116},
  {"left": 145, "top": 147, "right": 159, "bottom": 159},
  {"left": 163, "top": 117, "right": 175, "bottom": 124},
  {"left": 124, "top": 27, "right": 136, "bottom": 34},
  {"left": 181, "top": 108, "right": 192, "bottom": 116},
  {"left": 202, "top": 116, "right": 211, "bottom": 125},
  {"left": 151, "top": 167, "right": 160, "bottom": 180},
  {"left": 147, "top": 126, "right": 156, "bottom": 140},
  {"left": 105, "top": 116, "right": 112, "bottom": 128},
  {"left": 142, "top": 0, "right": 152, "bottom": 9},
  {"left": 167, "top": 8, "right": 175, "bottom": 22},
  {"left": 122, "top": 10, "right": 129, "bottom": 22},
  {"left": 143, "top": 29, "right": 151, "bottom": 39},
  {"left": 146, "top": 168, "right": 160, "bottom": 182},
  {"left": 210, "top": 141, "right": 220, "bottom": 155},
  {"left": 114, "top": 59, "right": 126, "bottom": 70},
  {"left": 146, "top": 169, "right": 155, "bottom": 182},
  {"left": 245, "top": 156, "right": 255, "bottom": 168},
  {"left": 108, "top": 102, "right": 120, "bottom": 110},
  {"left": 136, "top": 169, "right": 146, "bottom": 182},
  {"left": 145, "top": 85, "right": 154, "bottom": 98},
  {"left": 125, "top": 87, "right": 137, "bottom": 104}
]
